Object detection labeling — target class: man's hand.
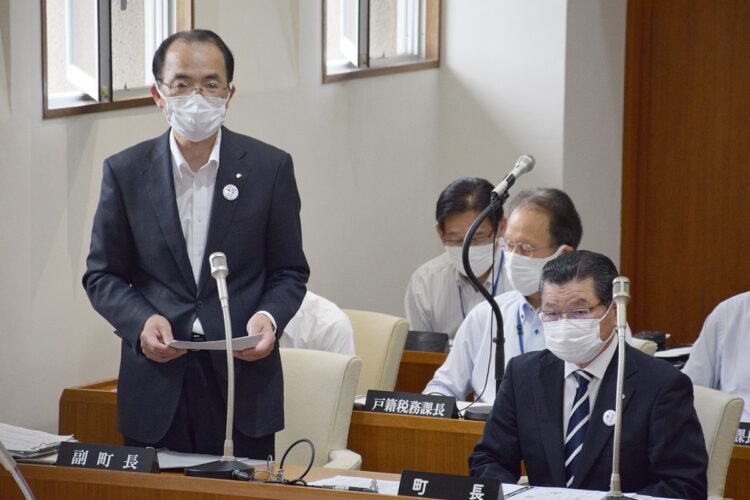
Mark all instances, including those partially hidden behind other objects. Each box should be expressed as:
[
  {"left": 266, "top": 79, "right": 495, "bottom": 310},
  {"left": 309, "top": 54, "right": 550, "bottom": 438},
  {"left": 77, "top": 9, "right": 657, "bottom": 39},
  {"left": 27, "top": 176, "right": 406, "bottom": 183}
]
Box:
[
  {"left": 235, "top": 313, "right": 276, "bottom": 362},
  {"left": 139, "top": 314, "right": 186, "bottom": 363}
]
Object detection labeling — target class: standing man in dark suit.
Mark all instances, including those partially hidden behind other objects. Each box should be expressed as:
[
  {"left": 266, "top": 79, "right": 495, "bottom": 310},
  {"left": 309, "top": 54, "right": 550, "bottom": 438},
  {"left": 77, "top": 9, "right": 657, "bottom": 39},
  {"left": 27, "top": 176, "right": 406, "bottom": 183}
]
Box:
[
  {"left": 469, "top": 250, "right": 707, "bottom": 498},
  {"left": 83, "top": 30, "right": 309, "bottom": 459}
]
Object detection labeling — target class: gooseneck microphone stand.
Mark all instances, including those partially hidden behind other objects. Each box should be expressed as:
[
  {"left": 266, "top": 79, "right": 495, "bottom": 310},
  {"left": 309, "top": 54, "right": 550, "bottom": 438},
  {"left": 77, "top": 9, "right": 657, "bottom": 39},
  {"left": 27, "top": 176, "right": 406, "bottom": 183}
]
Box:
[
  {"left": 603, "top": 276, "right": 633, "bottom": 499},
  {"left": 184, "top": 252, "right": 254, "bottom": 479},
  {"left": 462, "top": 155, "right": 536, "bottom": 404},
  {"left": 462, "top": 191, "right": 507, "bottom": 397}
]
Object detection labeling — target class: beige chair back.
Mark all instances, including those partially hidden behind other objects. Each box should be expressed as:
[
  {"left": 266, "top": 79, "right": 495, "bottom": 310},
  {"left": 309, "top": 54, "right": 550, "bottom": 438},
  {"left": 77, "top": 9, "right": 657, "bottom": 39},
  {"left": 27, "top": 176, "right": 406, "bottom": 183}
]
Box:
[
  {"left": 692, "top": 385, "right": 744, "bottom": 498},
  {"left": 629, "top": 337, "right": 658, "bottom": 356},
  {"left": 344, "top": 309, "right": 409, "bottom": 395},
  {"left": 276, "top": 348, "right": 363, "bottom": 469}
]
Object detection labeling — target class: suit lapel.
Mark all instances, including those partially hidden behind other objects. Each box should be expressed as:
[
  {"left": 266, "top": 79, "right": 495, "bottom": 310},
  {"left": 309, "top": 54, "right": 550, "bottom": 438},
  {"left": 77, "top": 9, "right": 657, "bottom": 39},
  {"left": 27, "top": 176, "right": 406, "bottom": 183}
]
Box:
[
  {"left": 197, "top": 128, "right": 252, "bottom": 294},
  {"left": 143, "top": 131, "right": 196, "bottom": 294},
  {"left": 531, "top": 351, "right": 567, "bottom": 485},
  {"left": 572, "top": 344, "right": 638, "bottom": 488}
]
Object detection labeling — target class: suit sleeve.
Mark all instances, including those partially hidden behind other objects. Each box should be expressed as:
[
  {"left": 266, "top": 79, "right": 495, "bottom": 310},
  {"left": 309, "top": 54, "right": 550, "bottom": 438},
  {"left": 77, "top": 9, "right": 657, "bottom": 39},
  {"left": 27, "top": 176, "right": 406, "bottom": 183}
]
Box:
[
  {"left": 468, "top": 356, "right": 522, "bottom": 483},
  {"left": 82, "top": 160, "right": 158, "bottom": 351},
  {"left": 255, "top": 153, "right": 309, "bottom": 333},
  {"left": 637, "top": 371, "right": 708, "bottom": 499}
]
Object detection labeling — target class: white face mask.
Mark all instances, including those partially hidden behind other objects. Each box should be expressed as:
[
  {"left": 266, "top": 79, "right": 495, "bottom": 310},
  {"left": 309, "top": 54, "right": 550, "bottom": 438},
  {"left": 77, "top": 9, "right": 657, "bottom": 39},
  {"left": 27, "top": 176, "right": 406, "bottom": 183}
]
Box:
[
  {"left": 543, "top": 306, "right": 614, "bottom": 364},
  {"left": 160, "top": 91, "right": 228, "bottom": 142},
  {"left": 504, "top": 246, "right": 564, "bottom": 296},
  {"left": 445, "top": 243, "right": 496, "bottom": 278}
]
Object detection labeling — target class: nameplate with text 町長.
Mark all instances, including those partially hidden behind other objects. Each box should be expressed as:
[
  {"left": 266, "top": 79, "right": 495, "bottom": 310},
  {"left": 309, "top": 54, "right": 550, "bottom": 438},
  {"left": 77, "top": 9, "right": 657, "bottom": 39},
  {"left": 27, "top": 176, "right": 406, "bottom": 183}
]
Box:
[
  {"left": 364, "top": 390, "right": 456, "bottom": 419},
  {"left": 56, "top": 441, "right": 159, "bottom": 473},
  {"left": 398, "top": 470, "right": 502, "bottom": 500}
]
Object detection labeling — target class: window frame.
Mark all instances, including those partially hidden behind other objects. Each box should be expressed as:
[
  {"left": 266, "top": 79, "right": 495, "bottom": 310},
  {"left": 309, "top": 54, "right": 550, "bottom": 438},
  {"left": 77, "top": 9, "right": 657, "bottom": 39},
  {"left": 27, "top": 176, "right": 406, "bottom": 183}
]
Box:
[
  {"left": 41, "top": 0, "right": 193, "bottom": 119},
  {"left": 321, "top": 0, "right": 441, "bottom": 84}
]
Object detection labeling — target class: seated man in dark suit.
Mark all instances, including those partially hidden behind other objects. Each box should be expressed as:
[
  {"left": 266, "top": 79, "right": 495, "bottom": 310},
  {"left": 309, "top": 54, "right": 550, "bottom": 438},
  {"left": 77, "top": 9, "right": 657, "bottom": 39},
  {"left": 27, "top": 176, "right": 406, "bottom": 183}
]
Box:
[{"left": 469, "top": 250, "right": 707, "bottom": 499}]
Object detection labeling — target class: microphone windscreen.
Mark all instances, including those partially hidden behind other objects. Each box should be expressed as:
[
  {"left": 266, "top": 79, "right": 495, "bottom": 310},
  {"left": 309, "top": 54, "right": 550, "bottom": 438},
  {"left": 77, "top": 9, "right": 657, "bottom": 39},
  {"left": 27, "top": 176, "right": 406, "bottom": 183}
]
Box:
[{"left": 209, "top": 252, "right": 229, "bottom": 279}]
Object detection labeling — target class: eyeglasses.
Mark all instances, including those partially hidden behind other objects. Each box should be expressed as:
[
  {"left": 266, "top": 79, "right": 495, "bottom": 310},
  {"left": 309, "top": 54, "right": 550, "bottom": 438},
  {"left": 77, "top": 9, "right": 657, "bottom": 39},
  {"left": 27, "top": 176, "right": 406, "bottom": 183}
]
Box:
[
  {"left": 159, "top": 79, "right": 231, "bottom": 97},
  {"left": 539, "top": 303, "right": 605, "bottom": 322},
  {"left": 442, "top": 235, "right": 495, "bottom": 247},
  {"left": 504, "top": 240, "right": 552, "bottom": 257}
]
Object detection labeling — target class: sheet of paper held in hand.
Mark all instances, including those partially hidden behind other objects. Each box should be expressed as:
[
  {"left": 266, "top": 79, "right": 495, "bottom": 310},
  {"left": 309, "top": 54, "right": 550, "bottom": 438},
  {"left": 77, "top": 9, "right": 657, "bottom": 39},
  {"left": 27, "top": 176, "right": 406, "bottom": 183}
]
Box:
[{"left": 168, "top": 333, "right": 263, "bottom": 351}]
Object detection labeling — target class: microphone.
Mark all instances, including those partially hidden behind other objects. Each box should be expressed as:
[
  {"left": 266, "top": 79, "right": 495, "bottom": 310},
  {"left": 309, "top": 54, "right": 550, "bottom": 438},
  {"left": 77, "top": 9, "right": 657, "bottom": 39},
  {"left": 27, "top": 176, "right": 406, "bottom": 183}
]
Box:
[
  {"left": 612, "top": 277, "right": 630, "bottom": 338},
  {"left": 184, "top": 252, "right": 253, "bottom": 480},
  {"left": 603, "top": 276, "right": 633, "bottom": 500},
  {"left": 210, "top": 252, "right": 229, "bottom": 306},
  {"left": 491, "top": 155, "right": 535, "bottom": 197}
]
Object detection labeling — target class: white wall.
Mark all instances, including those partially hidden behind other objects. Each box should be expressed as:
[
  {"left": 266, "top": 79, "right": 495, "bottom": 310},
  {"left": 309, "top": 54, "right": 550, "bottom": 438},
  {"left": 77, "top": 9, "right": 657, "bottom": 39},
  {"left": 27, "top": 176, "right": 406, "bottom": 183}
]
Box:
[{"left": 0, "top": 0, "right": 626, "bottom": 431}]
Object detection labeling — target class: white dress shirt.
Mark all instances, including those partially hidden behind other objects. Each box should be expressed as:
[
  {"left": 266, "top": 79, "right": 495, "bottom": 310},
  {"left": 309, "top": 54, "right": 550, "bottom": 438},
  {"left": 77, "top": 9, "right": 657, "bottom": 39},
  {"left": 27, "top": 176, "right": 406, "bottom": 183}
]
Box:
[
  {"left": 683, "top": 291, "right": 750, "bottom": 422},
  {"left": 170, "top": 130, "right": 276, "bottom": 335},
  {"left": 280, "top": 291, "right": 355, "bottom": 355},
  {"left": 562, "top": 336, "right": 618, "bottom": 436},
  {"left": 170, "top": 130, "right": 221, "bottom": 334},
  {"left": 405, "top": 251, "right": 510, "bottom": 339},
  {"left": 423, "top": 290, "right": 546, "bottom": 404}
]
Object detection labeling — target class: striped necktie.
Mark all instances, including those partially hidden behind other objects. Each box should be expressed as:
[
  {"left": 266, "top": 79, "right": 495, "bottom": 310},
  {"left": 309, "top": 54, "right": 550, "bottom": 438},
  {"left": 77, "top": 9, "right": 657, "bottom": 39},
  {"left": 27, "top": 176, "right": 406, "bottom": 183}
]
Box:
[{"left": 565, "top": 369, "right": 593, "bottom": 487}]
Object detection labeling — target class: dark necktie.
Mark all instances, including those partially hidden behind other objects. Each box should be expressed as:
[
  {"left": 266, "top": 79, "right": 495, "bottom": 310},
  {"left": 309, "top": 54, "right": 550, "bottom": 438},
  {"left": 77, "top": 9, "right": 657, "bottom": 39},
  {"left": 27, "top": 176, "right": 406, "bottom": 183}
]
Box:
[{"left": 564, "top": 369, "right": 593, "bottom": 487}]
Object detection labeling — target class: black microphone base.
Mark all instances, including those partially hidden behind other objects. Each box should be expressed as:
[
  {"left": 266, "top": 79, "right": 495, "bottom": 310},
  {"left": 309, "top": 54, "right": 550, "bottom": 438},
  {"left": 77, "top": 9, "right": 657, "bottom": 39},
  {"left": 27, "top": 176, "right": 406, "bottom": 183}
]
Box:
[
  {"left": 601, "top": 494, "right": 633, "bottom": 499},
  {"left": 464, "top": 406, "right": 492, "bottom": 421},
  {"left": 184, "top": 459, "right": 254, "bottom": 480}
]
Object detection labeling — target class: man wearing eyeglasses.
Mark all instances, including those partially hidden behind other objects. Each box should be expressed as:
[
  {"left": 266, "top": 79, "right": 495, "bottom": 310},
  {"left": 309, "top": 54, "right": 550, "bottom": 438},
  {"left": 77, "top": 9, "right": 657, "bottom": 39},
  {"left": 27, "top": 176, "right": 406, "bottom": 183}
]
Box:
[
  {"left": 423, "top": 188, "right": 581, "bottom": 404},
  {"left": 405, "top": 177, "right": 511, "bottom": 340},
  {"left": 470, "top": 250, "right": 707, "bottom": 498},
  {"left": 83, "top": 30, "right": 309, "bottom": 458}
]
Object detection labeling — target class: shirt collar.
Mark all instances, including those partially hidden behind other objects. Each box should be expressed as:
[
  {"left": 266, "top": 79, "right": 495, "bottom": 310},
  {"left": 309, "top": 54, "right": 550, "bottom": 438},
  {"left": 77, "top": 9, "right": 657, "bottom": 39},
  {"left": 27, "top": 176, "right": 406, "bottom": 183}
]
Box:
[
  {"left": 564, "top": 330, "right": 618, "bottom": 380},
  {"left": 169, "top": 129, "right": 222, "bottom": 179}
]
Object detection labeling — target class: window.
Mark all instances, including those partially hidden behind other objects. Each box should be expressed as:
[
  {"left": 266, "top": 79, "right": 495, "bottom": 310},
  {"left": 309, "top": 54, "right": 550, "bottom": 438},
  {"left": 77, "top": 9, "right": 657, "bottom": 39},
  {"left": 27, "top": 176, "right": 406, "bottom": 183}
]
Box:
[
  {"left": 42, "top": 0, "right": 193, "bottom": 119},
  {"left": 323, "top": 0, "right": 440, "bottom": 83}
]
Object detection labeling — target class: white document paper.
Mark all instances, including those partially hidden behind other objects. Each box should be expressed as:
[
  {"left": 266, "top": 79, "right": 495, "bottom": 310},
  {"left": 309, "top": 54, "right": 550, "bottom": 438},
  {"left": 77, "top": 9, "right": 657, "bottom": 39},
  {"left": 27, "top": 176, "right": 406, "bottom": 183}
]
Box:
[
  {"left": 654, "top": 346, "right": 692, "bottom": 358},
  {"left": 169, "top": 333, "right": 263, "bottom": 351},
  {"left": 0, "top": 422, "right": 74, "bottom": 453},
  {"left": 157, "top": 449, "right": 267, "bottom": 470}
]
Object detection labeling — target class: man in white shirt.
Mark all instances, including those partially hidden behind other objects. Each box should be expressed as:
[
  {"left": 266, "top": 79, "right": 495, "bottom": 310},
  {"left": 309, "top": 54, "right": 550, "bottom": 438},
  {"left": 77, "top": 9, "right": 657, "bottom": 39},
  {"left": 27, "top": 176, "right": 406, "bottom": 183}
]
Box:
[
  {"left": 281, "top": 291, "right": 355, "bottom": 355},
  {"left": 683, "top": 291, "right": 750, "bottom": 422},
  {"left": 424, "top": 188, "right": 582, "bottom": 403},
  {"left": 405, "top": 177, "right": 510, "bottom": 339},
  {"left": 470, "top": 250, "right": 707, "bottom": 498}
]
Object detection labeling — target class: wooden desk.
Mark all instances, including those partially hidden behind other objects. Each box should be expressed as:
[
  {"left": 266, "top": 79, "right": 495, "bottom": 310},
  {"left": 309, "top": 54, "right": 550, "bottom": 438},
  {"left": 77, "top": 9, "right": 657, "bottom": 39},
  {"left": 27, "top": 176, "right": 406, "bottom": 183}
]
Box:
[
  {"left": 394, "top": 350, "right": 446, "bottom": 393},
  {"left": 0, "top": 464, "right": 401, "bottom": 499},
  {"left": 58, "top": 379, "right": 750, "bottom": 500},
  {"left": 347, "top": 410, "right": 482, "bottom": 475}
]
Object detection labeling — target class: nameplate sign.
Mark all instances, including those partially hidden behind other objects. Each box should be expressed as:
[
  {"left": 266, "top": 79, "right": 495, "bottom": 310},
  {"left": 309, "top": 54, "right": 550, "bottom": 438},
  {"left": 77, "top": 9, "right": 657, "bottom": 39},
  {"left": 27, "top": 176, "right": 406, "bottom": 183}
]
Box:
[
  {"left": 56, "top": 442, "right": 159, "bottom": 473},
  {"left": 735, "top": 422, "right": 750, "bottom": 446},
  {"left": 364, "top": 390, "right": 456, "bottom": 419},
  {"left": 398, "top": 470, "right": 502, "bottom": 500}
]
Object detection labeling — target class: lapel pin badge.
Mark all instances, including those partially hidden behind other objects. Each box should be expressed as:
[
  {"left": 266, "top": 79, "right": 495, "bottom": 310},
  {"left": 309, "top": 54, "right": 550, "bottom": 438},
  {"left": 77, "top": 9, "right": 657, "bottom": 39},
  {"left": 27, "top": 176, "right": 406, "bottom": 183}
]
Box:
[
  {"left": 603, "top": 409, "right": 617, "bottom": 427},
  {"left": 235, "top": 173, "right": 242, "bottom": 179},
  {"left": 223, "top": 184, "right": 239, "bottom": 201}
]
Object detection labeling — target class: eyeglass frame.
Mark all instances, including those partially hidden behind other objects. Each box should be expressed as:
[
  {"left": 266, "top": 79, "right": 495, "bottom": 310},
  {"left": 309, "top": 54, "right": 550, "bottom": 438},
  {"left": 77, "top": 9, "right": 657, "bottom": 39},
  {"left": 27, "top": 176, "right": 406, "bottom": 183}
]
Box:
[
  {"left": 539, "top": 302, "right": 611, "bottom": 323},
  {"left": 441, "top": 234, "right": 498, "bottom": 247},
  {"left": 504, "top": 239, "right": 556, "bottom": 258},
  {"left": 157, "top": 79, "right": 232, "bottom": 97}
]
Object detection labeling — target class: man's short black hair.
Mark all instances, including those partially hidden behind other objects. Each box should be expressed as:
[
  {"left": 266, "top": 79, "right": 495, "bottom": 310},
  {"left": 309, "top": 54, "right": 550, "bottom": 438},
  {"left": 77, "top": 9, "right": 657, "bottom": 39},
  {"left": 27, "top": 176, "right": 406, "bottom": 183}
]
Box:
[
  {"left": 507, "top": 188, "right": 583, "bottom": 249},
  {"left": 540, "top": 250, "right": 619, "bottom": 306},
  {"left": 435, "top": 177, "right": 502, "bottom": 232},
  {"left": 152, "top": 29, "right": 235, "bottom": 83}
]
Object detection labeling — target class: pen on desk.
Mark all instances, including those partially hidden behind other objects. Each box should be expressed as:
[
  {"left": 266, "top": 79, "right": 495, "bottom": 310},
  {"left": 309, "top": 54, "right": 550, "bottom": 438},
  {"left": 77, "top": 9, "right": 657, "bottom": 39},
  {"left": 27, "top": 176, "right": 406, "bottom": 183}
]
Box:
[{"left": 310, "top": 484, "right": 378, "bottom": 493}]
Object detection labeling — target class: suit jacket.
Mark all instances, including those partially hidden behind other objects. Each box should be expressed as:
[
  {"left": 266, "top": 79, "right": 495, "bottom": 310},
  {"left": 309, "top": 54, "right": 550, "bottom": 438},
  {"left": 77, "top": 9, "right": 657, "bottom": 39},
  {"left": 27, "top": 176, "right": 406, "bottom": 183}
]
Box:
[
  {"left": 83, "top": 127, "right": 309, "bottom": 442},
  {"left": 469, "top": 345, "right": 708, "bottom": 499}
]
